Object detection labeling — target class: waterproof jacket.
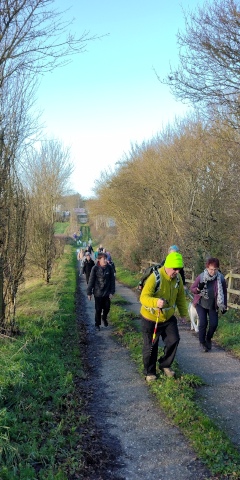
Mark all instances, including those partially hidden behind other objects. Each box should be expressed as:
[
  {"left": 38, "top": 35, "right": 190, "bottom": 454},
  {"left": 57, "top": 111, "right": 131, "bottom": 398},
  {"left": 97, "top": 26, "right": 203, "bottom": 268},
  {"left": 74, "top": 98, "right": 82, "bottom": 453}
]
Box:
[
  {"left": 87, "top": 263, "right": 115, "bottom": 297},
  {"left": 190, "top": 272, "right": 227, "bottom": 309},
  {"left": 82, "top": 258, "right": 95, "bottom": 278},
  {"left": 140, "top": 266, "right": 187, "bottom": 323}
]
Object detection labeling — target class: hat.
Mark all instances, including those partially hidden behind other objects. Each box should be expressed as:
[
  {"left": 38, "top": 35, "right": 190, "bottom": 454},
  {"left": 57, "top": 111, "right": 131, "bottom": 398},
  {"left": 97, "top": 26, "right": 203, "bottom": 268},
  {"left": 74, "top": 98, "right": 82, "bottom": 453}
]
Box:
[
  {"left": 168, "top": 245, "right": 179, "bottom": 253},
  {"left": 85, "top": 252, "right": 91, "bottom": 256},
  {"left": 164, "top": 252, "right": 183, "bottom": 268}
]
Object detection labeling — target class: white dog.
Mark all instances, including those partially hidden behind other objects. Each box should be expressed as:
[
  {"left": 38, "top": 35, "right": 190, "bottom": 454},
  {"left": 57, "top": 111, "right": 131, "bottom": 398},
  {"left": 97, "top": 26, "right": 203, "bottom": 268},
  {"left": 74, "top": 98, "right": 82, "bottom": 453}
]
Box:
[{"left": 188, "top": 301, "right": 199, "bottom": 333}]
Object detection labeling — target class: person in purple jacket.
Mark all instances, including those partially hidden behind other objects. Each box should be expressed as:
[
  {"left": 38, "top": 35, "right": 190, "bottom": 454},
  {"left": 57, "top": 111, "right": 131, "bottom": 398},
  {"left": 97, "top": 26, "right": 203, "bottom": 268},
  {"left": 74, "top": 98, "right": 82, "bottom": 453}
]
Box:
[{"left": 190, "top": 257, "right": 227, "bottom": 352}]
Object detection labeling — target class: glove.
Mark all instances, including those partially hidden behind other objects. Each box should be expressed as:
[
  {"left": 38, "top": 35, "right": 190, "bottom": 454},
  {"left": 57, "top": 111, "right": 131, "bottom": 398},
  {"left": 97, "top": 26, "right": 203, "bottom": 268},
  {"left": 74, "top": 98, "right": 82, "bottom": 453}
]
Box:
[{"left": 198, "top": 282, "right": 205, "bottom": 291}]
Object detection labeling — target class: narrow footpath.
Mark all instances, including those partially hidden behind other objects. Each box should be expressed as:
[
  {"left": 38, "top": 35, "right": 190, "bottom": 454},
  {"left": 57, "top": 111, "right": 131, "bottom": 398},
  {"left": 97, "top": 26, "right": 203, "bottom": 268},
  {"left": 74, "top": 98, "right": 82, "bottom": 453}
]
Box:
[
  {"left": 115, "top": 282, "right": 240, "bottom": 449},
  {"left": 78, "top": 276, "right": 215, "bottom": 480}
]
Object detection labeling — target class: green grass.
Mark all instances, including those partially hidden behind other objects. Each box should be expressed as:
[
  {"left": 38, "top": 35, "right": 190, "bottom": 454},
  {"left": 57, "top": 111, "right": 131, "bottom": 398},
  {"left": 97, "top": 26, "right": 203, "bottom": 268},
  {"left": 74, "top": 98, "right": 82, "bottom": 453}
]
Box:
[
  {"left": 54, "top": 222, "right": 70, "bottom": 234},
  {"left": 214, "top": 308, "right": 240, "bottom": 357},
  {"left": 0, "top": 246, "right": 86, "bottom": 479},
  {"left": 115, "top": 265, "right": 141, "bottom": 288},
  {"left": 109, "top": 299, "right": 240, "bottom": 478}
]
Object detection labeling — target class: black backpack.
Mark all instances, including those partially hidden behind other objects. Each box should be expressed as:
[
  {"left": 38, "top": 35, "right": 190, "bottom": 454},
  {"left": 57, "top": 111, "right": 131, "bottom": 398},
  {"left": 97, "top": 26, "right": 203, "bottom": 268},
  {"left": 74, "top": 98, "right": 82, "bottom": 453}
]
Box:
[{"left": 138, "top": 263, "right": 162, "bottom": 292}]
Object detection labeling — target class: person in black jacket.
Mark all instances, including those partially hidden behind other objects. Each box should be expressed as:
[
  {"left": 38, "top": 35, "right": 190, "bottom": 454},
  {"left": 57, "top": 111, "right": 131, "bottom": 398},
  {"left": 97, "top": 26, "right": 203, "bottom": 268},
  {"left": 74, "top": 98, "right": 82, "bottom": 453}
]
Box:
[
  {"left": 82, "top": 252, "right": 95, "bottom": 284},
  {"left": 87, "top": 252, "right": 115, "bottom": 330}
]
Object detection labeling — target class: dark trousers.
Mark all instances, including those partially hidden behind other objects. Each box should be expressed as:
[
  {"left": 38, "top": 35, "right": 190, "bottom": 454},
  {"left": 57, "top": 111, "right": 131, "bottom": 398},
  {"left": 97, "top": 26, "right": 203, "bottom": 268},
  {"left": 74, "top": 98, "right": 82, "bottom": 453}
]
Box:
[
  {"left": 94, "top": 296, "right": 111, "bottom": 326},
  {"left": 142, "top": 316, "right": 180, "bottom": 376},
  {"left": 196, "top": 304, "right": 218, "bottom": 344}
]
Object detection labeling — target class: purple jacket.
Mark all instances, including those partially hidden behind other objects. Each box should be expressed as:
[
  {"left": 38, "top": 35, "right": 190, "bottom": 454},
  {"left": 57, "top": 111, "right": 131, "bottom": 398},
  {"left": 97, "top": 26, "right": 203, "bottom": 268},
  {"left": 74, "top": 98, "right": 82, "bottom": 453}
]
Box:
[{"left": 190, "top": 273, "right": 227, "bottom": 309}]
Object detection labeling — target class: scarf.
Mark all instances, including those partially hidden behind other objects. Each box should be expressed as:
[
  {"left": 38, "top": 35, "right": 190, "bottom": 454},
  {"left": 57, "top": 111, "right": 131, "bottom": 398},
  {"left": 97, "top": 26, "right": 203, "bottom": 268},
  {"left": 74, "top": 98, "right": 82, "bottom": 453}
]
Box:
[{"left": 202, "top": 269, "right": 226, "bottom": 310}]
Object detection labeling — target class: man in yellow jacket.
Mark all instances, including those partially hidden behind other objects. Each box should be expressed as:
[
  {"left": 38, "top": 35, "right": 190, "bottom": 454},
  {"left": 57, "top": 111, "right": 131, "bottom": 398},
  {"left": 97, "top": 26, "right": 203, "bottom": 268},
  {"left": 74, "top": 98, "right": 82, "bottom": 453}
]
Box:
[{"left": 140, "top": 251, "right": 187, "bottom": 381}]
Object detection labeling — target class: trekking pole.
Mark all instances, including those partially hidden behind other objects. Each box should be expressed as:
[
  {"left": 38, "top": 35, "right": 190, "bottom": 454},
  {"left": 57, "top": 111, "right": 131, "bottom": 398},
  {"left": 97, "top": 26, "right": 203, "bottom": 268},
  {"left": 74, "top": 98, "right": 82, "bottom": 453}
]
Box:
[{"left": 151, "top": 308, "right": 161, "bottom": 353}]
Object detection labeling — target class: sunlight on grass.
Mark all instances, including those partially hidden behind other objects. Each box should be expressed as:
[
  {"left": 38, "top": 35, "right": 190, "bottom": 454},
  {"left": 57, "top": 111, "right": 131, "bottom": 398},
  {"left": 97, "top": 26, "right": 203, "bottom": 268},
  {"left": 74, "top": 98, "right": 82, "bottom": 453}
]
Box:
[{"left": 0, "top": 245, "right": 87, "bottom": 479}]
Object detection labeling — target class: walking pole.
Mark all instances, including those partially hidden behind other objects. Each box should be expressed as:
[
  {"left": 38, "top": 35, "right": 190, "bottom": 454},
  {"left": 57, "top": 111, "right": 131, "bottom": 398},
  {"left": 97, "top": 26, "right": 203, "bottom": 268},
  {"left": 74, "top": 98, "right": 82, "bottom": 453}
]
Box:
[{"left": 151, "top": 308, "right": 161, "bottom": 352}]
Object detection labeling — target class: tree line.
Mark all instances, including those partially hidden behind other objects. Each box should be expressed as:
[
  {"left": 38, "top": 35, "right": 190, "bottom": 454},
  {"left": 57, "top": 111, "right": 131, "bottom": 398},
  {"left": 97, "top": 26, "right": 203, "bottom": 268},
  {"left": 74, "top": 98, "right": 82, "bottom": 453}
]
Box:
[
  {"left": 0, "top": 1, "right": 94, "bottom": 332},
  {"left": 87, "top": 0, "right": 240, "bottom": 277}
]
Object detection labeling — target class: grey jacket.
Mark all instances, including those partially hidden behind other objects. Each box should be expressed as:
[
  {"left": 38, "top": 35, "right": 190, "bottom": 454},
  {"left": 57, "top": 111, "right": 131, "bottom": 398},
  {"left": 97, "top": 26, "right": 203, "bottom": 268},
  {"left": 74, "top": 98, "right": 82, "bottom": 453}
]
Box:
[{"left": 87, "top": 263, "right": 115, "bottom": 297}]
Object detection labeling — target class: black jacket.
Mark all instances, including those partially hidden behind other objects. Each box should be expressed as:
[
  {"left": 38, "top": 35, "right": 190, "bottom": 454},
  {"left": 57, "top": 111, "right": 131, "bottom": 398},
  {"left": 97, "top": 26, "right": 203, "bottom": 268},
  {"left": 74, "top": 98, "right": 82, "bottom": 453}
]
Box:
[
  {"left": 87, "top": 263, "right": 115, "bottom": 297},
  {"left": 82, "top": 258, "right": 95, "bottom": 278}
]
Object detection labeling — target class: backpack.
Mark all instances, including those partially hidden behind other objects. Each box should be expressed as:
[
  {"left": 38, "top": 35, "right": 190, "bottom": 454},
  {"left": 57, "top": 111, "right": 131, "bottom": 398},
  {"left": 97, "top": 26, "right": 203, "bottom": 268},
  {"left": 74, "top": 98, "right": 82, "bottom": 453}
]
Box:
[
  {"left": 138, "top": 264, "right": 162, "bottom": 293},
  {"left": 138, "top": 263, "right": 181, "bottom": 294}
]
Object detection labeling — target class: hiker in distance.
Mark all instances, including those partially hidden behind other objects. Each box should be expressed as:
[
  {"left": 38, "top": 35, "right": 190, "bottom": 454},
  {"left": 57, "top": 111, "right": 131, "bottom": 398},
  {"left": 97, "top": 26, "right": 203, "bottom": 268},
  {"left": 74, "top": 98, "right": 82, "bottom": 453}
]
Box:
[
  {"left": 190, "top": 257, "right": 227, "bottom": 352},
  {"left": 87, "top": 252, "right": 115, "bottom": 331},
  {"left": 82, "top": 252, "right": 95, "bottom": 284},
  {"left": 140, "top": 251, "right": 187, "bottom": 381}
]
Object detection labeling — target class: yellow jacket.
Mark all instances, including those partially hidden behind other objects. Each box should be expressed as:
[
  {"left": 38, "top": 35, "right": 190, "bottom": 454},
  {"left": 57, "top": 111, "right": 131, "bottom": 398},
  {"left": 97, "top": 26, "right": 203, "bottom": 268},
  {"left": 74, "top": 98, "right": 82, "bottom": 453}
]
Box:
[{"left": 140, "top": 266, "right": 188, "bottom": 323}]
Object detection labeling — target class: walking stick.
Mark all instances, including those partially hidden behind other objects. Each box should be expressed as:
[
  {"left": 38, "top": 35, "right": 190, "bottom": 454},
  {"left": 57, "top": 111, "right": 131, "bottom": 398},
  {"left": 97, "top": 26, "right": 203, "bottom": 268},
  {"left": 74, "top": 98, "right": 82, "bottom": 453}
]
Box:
[{"left": 151, "top": 308, "right": 161, "bottom": 353}]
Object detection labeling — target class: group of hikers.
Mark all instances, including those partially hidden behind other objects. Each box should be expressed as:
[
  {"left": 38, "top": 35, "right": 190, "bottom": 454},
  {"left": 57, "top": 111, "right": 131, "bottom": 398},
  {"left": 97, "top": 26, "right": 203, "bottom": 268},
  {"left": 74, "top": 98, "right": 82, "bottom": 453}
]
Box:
[
  {"left": 77, "top": 243, "right": 116, "bottom": 331},
  {"left": 78, "top": 242, "right": 228, "bottom": 382}
]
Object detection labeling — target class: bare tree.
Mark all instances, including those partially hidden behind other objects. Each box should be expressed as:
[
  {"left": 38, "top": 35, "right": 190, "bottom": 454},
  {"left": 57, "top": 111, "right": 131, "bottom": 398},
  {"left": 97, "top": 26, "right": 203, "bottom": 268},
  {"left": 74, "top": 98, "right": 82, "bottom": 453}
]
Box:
[
  {"left": 0, "top": 72, "right": 37, "bottom": 326},
  {"left": 24, "top": 139, "right": 74, "bottom": 282},
  {"left": 1, "top": 174, "right": 28, "bottom": 332},
  {"left": 160, "top": 0, "right": 240, "bottom": 128},
  {"left": 0, "top": 0, "right": 98, "bottom": 83}
]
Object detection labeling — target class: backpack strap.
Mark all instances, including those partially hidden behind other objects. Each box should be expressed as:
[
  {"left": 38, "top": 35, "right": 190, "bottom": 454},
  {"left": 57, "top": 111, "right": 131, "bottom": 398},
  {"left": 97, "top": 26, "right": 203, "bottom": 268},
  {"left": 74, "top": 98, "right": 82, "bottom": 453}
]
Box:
[{"left": 152, "top": 267, "right": 161, "bottom": 293}]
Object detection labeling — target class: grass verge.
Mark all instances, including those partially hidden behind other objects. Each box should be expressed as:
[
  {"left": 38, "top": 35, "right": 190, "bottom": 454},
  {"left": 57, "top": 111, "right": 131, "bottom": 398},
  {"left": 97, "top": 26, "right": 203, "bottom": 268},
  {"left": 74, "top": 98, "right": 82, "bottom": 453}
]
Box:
[
  {"left": 0, "top": 245, "right": 86, "bottom": 480},
  {"left": 109, "top": 297, "right": 240, "bottom": 479},
  {"left": 115, "top": 265, "right": 141, "bottom": 288}
]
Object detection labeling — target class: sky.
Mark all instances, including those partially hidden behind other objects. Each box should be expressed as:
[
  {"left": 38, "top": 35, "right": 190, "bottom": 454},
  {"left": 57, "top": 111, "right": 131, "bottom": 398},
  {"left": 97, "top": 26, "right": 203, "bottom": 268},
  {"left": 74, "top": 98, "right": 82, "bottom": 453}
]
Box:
[{"left": 36, "top": 0, "right": 204, "bottom": 198}]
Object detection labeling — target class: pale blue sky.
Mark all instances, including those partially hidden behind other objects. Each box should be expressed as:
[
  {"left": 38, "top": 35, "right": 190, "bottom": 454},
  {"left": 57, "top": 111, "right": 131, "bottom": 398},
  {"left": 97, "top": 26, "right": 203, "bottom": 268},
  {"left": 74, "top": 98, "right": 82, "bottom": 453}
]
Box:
[{"left": 36, "top": 0, "right": 204, "bottom": 198}]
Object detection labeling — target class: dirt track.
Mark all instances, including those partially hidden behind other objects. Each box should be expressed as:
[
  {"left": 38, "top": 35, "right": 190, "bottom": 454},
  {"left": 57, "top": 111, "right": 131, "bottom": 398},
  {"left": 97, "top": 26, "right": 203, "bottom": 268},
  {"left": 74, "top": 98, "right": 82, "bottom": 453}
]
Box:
[{"left": 76, "top": 275, "right": 215, "bottom": 479}]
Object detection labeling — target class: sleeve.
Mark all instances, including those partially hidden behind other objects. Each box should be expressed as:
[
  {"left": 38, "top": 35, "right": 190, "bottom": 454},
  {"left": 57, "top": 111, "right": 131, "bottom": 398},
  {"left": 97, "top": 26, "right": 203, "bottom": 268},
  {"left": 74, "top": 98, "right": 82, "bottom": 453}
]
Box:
[
  {"left": 110, "top": 266, "right": 115, "bottom": 294},
  {"left": 221, "top": 274, "right": 228, "bottom": 308},
  {"left": 87, "top": 267, "right": 96, "bottom": 295},
  {"left": 190, "top": 275, "right": 201, "bottom": 294},
  {"left": 139, "top": 273, "right": 160, "bottom": 310}
]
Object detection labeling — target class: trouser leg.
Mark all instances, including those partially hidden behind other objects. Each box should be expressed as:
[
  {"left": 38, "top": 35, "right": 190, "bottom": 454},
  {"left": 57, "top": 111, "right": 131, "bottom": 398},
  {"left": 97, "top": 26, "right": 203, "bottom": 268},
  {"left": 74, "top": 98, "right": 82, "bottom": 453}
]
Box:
[
  {"left": 207, "top": 309, "right": 218, "bottom": 340},
  {"left": 158, "top": 316, "right": 180, "bottom": 369},
  {"left": 142, "top": 317, "right": 159, "bottom": 376},
  {"left": 196, "top": 304, "right": 208, "bottom": 344},
  {"left": 94, "top": 297, "right": 103, "bottom": 326},
  {"left": 101, "top": 296, "right": 110, "bottom": 322}
]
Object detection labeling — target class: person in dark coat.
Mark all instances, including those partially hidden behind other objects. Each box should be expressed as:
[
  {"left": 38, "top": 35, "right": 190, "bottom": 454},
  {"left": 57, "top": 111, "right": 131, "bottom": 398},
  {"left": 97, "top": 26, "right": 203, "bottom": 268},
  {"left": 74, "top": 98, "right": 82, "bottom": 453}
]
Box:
[
  {"left": 82, "top": 252, "right": 95, "bottom": 284},
  {"left": 87, "top": 252, "right": 115, "bottom": 330}
]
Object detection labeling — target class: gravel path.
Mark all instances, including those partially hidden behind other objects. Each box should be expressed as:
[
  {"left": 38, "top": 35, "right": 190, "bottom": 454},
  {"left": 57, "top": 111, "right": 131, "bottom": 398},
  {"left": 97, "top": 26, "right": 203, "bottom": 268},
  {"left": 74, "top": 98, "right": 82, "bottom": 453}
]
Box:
[{"left": 78, "top": 276, "right": 212, "bottom": 479}]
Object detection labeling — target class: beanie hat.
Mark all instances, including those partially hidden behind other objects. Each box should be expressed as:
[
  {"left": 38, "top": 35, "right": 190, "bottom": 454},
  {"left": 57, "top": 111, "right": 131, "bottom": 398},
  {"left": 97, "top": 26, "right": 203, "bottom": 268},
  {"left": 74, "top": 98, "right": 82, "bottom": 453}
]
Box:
[
  {"left": 168, "top": 245, "right": 179, "bottom": 253},
  {"left": 164, "top": 252, "right": 183, "bottom": 268}
]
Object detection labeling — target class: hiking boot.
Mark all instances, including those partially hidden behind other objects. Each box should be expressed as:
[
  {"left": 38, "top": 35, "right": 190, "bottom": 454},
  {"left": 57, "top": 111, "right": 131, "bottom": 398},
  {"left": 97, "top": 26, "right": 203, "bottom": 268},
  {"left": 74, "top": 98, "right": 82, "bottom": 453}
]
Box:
[
  {"left": 205, "top": 338, "right": 212, "bottom": 350},
  {"left": 95, "top": 325, "right": 100, "bottom": 331},
  {"left": 145, "top": 374, "right": 157, "bottom": 382},
  {"left": 162, "top": 368, "right": 175, "bottom": 378},
  {"left": 200, "top": 342, "right": 208, "bottom": 352}
]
